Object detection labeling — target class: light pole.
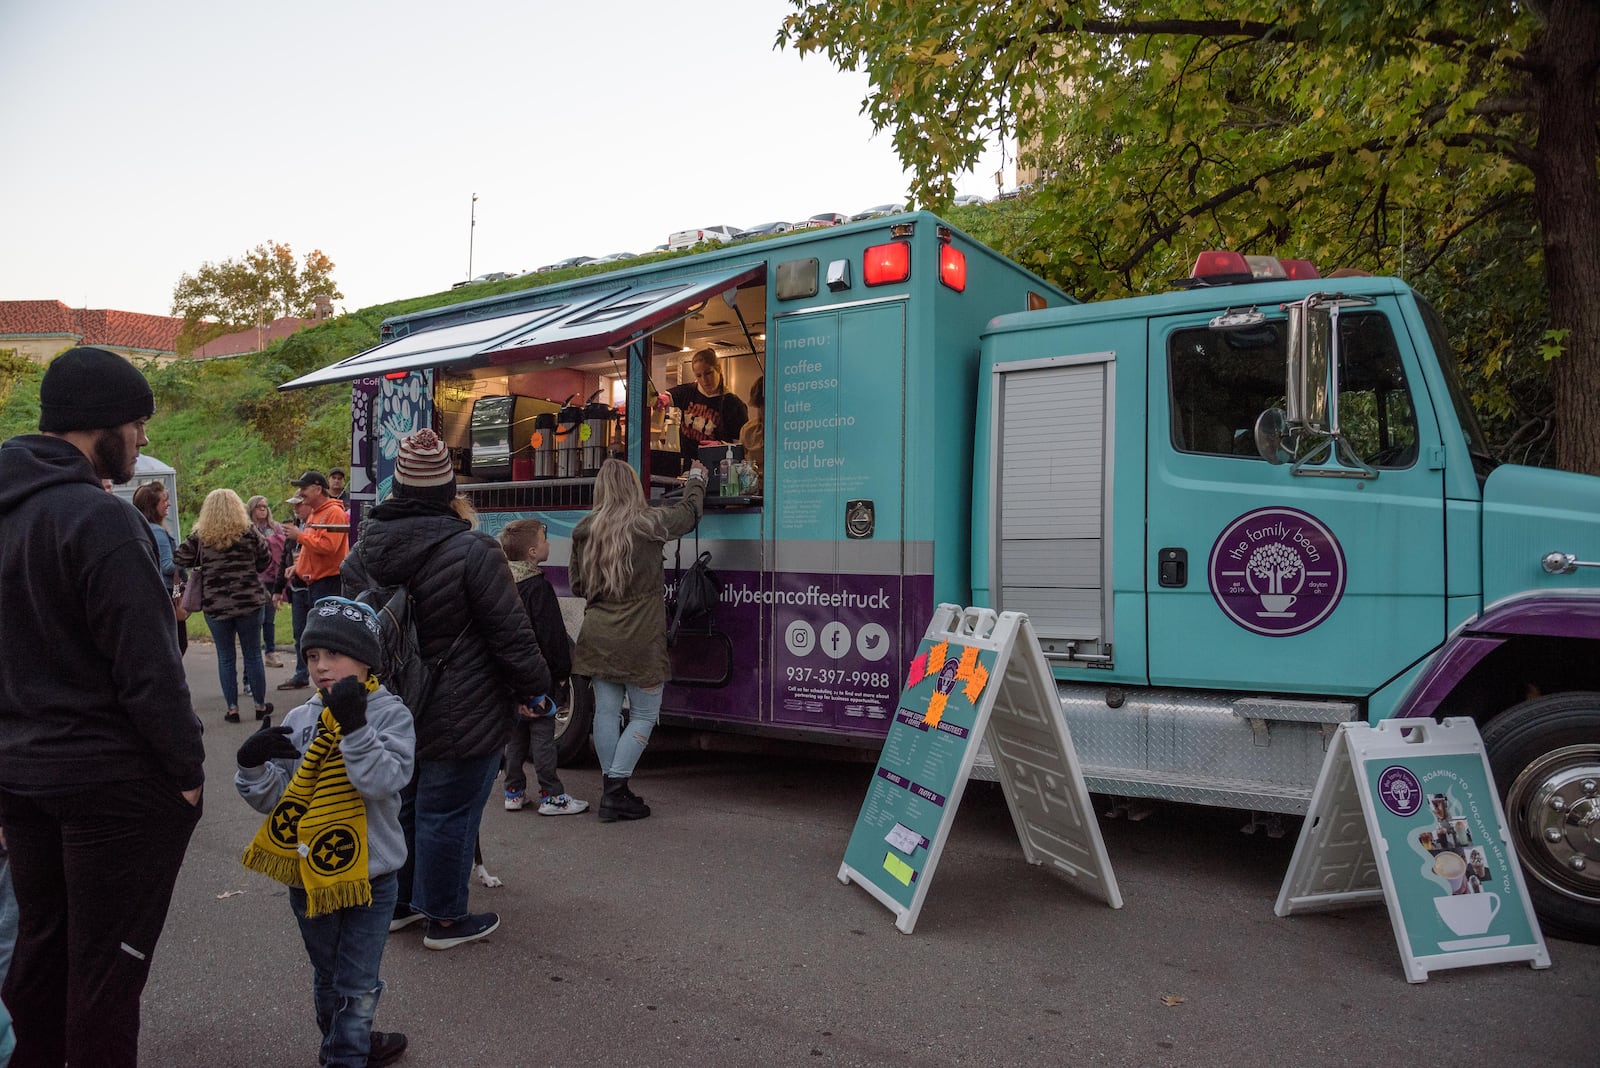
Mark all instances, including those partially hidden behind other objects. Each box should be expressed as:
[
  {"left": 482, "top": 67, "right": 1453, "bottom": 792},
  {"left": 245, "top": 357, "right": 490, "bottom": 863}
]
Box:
[{"left": 467, "top": 193, "right": 478, "bottom": 281}]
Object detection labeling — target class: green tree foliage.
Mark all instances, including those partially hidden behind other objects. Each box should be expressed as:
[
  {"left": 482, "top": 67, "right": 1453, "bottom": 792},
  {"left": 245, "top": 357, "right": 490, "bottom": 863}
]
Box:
[
  {"left": 171, "top": 241, "right": 344, "bottom": 354},
  {"left": 779, "top": 0, "right": 1600, "bottom": 472}
]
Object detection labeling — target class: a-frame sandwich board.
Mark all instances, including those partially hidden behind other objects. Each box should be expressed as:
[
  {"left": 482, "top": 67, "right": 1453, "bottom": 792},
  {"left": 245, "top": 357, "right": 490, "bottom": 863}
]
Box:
[
  {"left": 839, "top": 604, "right": 1121, "bottom": 933},
  {"left": 1276, "top": 716, "right": 1549, "bottom": 982}
]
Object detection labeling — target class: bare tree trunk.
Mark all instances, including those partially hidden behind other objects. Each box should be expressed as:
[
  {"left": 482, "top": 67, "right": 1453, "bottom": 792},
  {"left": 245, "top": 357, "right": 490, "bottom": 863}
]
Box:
[{"left": 1531, "top": 1, "right": 1600, "bottom": 474}]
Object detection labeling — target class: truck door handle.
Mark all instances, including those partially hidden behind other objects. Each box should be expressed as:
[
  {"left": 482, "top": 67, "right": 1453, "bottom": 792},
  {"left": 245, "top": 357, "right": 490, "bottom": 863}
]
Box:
[{"left": 1158, "top": 547, "right": 1188, "bottom": 588}]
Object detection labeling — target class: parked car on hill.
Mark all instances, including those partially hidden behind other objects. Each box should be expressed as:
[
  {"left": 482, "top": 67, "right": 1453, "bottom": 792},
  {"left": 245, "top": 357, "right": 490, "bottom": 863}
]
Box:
[
  {"left": 535, "top": 256, "right": 598, "bottom": 272},
  {"left": 735, "top": 221, "right": 792, "bottom": 239},
  {"left": 953, "top": 194, "right": 988, "bottom": 207},
  {"left": 849, "top": 203, "right": 906, "bottom": 221},
  {"left": 667, "top": 226, "right": 740, "bottom": 250},
  {"left": 452, "top": 270, "right": 515, "bottom": 287},
  {"left": 795, "top": 212, "right": 847, "bottom": 230},
  {"left": 592, "top": 252, "right": 637, "bottom": 263}
]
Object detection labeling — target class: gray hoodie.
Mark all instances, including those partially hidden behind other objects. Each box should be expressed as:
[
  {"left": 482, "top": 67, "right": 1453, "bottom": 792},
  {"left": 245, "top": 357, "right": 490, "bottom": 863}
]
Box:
[{"left": 235, "top": 686, "right": 414, "bottom": 880}]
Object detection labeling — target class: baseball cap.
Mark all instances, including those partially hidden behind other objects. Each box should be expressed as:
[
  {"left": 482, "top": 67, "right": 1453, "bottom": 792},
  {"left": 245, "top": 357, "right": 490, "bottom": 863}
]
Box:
[{"left": 290, "top": 470, "right": 328, "bottom": 489}]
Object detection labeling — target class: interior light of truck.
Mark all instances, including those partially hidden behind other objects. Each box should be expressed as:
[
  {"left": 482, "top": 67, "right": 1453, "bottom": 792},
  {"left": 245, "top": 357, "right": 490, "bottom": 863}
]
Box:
[
  {"left": 938, "top": 244, "right": 967, "bottom": 292},
  {"left": 1279, "top": 258, "right": 1320, "bottom": 279},
  {"left": 864, "top": 241, "right": 911, "bottom": 286}
]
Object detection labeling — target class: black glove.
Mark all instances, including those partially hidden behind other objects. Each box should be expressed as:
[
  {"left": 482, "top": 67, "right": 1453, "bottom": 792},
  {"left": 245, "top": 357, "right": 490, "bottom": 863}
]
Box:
[
  {"left": 322, "top": 676, "right": 369, "bottom": 734},
  {"left": 236, "top": 725, "right": 299, "bottom": 769}
]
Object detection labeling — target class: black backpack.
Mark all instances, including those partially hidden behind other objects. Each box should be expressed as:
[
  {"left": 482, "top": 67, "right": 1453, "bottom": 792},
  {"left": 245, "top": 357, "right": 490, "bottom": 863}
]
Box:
[
  {"left": 353, "top": 539, "right": 468, "bottom": 710},
  {"left": 667, "top": 523, "right": 721, "bottom": 644}
]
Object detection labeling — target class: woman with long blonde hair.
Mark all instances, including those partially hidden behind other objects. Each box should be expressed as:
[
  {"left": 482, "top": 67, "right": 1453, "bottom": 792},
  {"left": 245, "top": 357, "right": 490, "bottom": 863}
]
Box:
[
  {"left": 570, "top": 457, "right": 706, "bottom": 820},
  {"left": 175, "top": 488, "right": 270, "bottom": 723}
]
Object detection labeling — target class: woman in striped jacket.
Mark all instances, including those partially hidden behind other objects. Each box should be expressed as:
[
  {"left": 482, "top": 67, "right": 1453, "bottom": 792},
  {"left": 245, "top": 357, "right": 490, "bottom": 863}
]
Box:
[{"left": 174, "top": 488, "right": 270, "bottom": 724}]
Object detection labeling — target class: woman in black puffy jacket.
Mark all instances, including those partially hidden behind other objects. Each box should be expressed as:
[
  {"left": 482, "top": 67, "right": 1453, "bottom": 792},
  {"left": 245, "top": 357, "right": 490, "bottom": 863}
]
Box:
[{"left": 341, "top": 428, "right": 549, "bottom": 950}]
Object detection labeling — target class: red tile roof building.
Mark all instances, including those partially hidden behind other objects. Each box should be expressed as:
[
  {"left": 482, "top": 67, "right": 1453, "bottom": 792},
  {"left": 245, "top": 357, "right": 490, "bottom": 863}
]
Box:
[{"left": 0, "top": 300, "right": 186, "bottom": 365}]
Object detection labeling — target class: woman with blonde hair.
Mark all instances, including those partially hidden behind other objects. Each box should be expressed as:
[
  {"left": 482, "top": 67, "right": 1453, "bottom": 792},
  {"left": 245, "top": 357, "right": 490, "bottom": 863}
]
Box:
[
  {"left": 175, "top": 488, "right": 270, "bottom": 723},
  {"left": 570, "top": 456, "right": 706, "bottom": 820}
]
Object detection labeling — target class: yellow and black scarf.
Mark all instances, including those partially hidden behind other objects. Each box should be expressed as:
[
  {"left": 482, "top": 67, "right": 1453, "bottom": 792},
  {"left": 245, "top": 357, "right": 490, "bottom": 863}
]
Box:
[{"left": 241, "top": 692, "right": 375, "bottom": 916}]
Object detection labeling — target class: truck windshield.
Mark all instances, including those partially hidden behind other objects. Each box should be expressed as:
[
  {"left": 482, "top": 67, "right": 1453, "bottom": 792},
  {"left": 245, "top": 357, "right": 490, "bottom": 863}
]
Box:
[{"left": 1415, "top": 296, "right": 1497, "bottom": 477}]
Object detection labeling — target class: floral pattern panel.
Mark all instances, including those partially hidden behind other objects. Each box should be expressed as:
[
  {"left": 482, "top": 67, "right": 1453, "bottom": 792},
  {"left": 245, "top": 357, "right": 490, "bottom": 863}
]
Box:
[{"left": 348, "top": 371, "right": 433, "bottom": 531}]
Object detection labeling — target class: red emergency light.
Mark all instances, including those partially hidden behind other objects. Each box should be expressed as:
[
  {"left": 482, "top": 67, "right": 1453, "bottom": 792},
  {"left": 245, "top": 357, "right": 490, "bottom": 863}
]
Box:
[
  {"left": 1189, "top": 250, "right": 1320, "bottom": 285},
  {"left": 938, "top": 244, "right": 967, "bottom": 292},
  {"left": 863, "top": 241, "right": 911, "bottom": 286},
  {"left": 383, "top": 371, "right": 411, "bottom": 380}
]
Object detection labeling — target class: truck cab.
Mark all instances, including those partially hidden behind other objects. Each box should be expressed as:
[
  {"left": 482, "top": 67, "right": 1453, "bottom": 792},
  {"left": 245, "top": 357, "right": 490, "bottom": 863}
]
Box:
[{"left": 974, "top": 255, "right": 1600, "bottom": 942}]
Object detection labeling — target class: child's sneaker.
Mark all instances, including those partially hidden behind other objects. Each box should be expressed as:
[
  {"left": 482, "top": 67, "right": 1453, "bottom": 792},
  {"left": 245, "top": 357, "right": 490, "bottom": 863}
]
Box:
[
  {"left": 538, "top": 792, "right": 589, "bottom": 815},
  {"left": 504, "top": 789, "right": 528, "bottom": 811}
]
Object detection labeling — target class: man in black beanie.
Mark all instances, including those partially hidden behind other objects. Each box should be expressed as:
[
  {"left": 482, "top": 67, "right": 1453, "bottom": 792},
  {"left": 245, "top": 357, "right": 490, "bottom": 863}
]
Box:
[{"left": 0, "top": 347, "right": 204, "bottom": 1066}]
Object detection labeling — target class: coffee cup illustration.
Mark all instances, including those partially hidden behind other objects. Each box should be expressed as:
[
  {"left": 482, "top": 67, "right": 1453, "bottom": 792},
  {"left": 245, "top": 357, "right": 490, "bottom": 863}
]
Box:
[
  {"left": 1259, "top": 593, "right": 1297, "bottom": 613},
  {"left": 1435, "top": 892, "right": 1501, "bottom": 937}
]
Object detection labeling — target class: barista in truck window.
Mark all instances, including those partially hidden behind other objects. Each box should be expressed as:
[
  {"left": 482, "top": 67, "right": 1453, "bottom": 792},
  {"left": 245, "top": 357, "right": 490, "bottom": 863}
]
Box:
[{"left": 667, "top": 349, "right": 747, "bottom": 466}]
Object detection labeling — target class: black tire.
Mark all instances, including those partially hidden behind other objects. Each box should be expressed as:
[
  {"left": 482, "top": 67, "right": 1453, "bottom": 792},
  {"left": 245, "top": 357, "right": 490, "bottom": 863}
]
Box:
[
  {"left": 554, "top": 674, "right": 595, "bottom": 767},
  {"left": 1480, "top": 693, "right": 1600, "bottom": 944}
]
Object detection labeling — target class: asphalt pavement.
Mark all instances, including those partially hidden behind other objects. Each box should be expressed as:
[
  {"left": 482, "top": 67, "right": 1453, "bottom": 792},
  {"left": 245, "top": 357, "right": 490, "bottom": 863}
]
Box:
[{"left": 138, "top": 642, "right": 1600, "bottom": 1067}]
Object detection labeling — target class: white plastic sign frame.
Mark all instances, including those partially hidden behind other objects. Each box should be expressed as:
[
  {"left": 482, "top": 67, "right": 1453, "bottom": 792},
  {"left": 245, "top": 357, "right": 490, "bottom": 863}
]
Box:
[
  {"left": 839, "top": 604, "right": 1119, "bottom": 933},
  {"left": 1276, "top": 717, "right": 1549, "bottom": 982}
]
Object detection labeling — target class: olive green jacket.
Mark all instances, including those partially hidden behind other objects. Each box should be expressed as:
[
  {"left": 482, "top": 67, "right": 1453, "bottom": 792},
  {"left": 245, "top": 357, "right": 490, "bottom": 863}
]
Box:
[{"left": 570, "top": 478, "right": 706, "bottom": 686}]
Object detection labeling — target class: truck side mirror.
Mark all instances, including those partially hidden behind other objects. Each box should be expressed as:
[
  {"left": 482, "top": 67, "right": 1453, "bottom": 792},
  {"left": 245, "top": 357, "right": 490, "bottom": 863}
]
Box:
[
  {"left": 1285, "top": 300, "right": 1331, "bottom": 433},
  {"left": 1254, "top": 408, "right": 1294, "bottom": 464}
]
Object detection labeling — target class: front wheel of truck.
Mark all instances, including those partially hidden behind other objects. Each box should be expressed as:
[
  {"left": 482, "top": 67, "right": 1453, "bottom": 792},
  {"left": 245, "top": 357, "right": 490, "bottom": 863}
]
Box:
[
  {"left": 1481, "top": 693, "right": 1600, "bottom": 944},
  {"left": 554, "top": 675, "right": 595, "bottom": 766}
]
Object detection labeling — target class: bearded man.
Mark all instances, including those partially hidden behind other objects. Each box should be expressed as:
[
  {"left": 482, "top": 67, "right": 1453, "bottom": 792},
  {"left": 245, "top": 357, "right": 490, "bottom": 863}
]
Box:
[{"left": 0, "top": 346, "right": 204, "bottom": 1067}]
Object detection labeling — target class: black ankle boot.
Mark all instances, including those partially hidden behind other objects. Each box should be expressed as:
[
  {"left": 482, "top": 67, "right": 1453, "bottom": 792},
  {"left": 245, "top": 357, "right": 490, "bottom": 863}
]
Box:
[{"left": 599, "top": 775, "right": 651, "bottom": 822}]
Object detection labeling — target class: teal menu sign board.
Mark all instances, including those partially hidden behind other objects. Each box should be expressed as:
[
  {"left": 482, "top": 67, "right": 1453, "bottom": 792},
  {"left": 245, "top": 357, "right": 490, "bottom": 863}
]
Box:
[
  {"left": 839, "top": 627, "right": 994, "bottom": 922},
  {"left": 839, "top": 604, "right": 1121, "bottom": 933},
  {"left": 1277, "top": 717, "right": 1550, "bottom": 982}
]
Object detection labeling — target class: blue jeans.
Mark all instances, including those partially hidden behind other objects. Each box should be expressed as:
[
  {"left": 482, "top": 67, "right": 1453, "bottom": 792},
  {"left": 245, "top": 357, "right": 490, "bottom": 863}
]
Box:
[
  {"left": 397, "top": 753, "right": 501, "bottom": 922},
  {"left": 259, "top": 584, "right": 278, "bottom": 653},
  {"left": 206, "top": 610, "right": 265, "bottom": 710},
  {"left": 290, "top": 871, "right": 398, "bottom": 1068},
  {"left": 591, "top": 679, "right": 663, "bottom": 777}
]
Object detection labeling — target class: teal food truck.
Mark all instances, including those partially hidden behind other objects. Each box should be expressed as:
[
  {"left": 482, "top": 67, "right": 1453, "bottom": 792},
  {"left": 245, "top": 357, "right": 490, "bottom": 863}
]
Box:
[{"left": 285, "top": 223, "right": 1600, "bottom": 942}]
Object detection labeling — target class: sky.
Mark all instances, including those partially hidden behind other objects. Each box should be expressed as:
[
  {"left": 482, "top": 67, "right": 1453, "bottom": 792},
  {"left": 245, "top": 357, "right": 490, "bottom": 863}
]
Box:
[{"left": 0, "top": 0, "right": 1010, "bottom": 318}]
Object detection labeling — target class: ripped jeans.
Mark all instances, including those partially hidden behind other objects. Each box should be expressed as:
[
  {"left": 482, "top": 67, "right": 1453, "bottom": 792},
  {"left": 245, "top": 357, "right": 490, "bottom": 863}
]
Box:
[
  {"left": 290, "top": 871, "right": 398, "bottom": 1068},
  {"left": 590, "top": 679, "right": 664, "bottom": 778}
]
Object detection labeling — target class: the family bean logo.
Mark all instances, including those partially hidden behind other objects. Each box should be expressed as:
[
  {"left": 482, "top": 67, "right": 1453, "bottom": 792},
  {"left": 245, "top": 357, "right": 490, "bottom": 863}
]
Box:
[
  {"left": 1208, "top": 507, "right": 1346, "bottom": 636},
  {"left": 1378, "top": 765, "right": 1424, "bottom": 817}
]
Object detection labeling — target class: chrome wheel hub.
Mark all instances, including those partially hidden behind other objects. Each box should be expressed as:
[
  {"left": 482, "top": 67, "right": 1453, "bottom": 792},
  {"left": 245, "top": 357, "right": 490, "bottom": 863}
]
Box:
[{"left": 1509, "top": 744, "right": 1600, "bottom": 901}]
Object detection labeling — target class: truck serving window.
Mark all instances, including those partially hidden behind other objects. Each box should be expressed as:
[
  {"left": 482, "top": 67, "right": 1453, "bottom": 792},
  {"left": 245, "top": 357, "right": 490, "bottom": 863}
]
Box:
[{"left": 1169, "top": 313, "right": 1418, "bottom": 467}]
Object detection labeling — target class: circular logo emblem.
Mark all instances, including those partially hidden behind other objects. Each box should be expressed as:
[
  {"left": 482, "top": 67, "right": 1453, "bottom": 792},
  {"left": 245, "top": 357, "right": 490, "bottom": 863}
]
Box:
[
  {"left": 819, "top": 622, "right": 852, "bottom": 660},
  {"left": 856, "top": 623, "right": 890, "bottom": 661},
  {"left": 935, "top": 658, "right": 959, "bottom": 695},
  {"left": 1377, "top": 765, "right": 1423, "bottom": 817},
  {"left": 1208, "top": 507, "right": 1346, "bottom": 637},
  {"left": 268, "top": 799, "right": 307, "bottom": 849},
  {"left": 784, "top": 620, "right": 815, "bottom": 657},
  {"left": 307, "top": 824, "right": 360, "bottom": 876}
]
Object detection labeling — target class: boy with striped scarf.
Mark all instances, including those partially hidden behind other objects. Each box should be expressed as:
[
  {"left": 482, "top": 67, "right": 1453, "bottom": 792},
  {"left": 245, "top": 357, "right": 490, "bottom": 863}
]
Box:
[{"left": 236, "top": 596, "right": 415, "bottom": 1067}]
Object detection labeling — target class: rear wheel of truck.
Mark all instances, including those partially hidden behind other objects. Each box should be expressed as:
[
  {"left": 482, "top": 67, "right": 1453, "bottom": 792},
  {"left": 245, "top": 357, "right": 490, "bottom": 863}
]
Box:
[
  {"left": 554, "top": 674, "right": 595, "bottom": 766},
  {"left": 1481, "top": 693, "right": 1600, "bottom": 944}
]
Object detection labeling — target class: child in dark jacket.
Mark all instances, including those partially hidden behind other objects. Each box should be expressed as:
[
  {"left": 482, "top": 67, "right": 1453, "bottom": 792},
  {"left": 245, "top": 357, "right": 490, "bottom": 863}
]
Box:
[
  {"left": 499, "top": 520, "right": 587, "bottom": 815},
  {"left": 236, "top": 597, "right": 414, "bottom": 1068}
]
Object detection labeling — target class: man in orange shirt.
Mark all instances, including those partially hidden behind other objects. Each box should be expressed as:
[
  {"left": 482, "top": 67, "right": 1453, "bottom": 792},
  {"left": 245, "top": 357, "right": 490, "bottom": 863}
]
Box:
[{"left": 274, "top": 470, "right": 348, "bottom": 690}]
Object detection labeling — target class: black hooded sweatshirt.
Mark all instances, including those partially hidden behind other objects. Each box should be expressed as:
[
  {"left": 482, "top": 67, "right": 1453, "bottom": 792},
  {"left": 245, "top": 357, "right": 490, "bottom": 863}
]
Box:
[{"left": 0, "top": 435, "right": 204, "bottom": 792}]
